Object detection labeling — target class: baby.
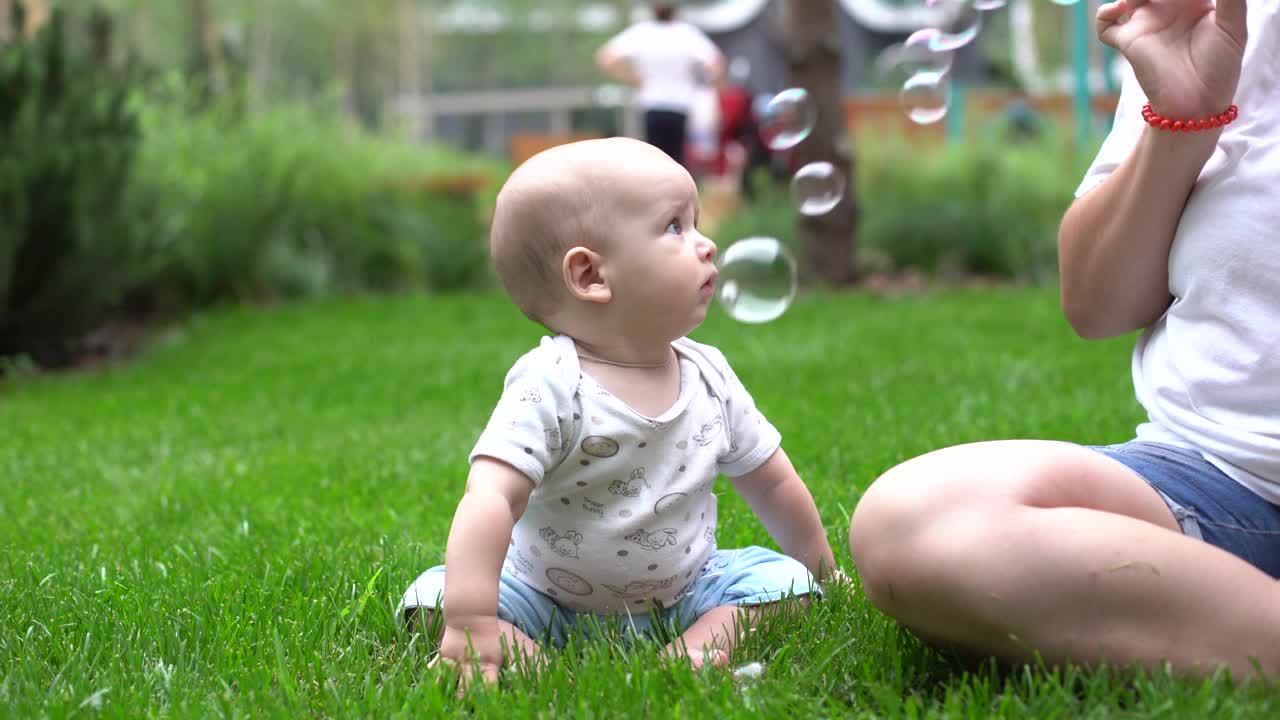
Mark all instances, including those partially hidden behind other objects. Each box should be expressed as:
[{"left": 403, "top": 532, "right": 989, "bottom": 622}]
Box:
[{"left": 401, "top": 137, "right": 835, "bottom": 686}]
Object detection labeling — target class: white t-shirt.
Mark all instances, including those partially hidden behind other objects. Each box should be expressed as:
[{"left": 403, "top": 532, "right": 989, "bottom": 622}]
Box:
[
  {"left": 601, "top": 20, "right": 722, "bottom": 114},
  {"left": 1076, "top": 3, "right": 1280, "bottom": 504},
  {"left": 469, "top": 335, "right": 782, "bottom": 614}
]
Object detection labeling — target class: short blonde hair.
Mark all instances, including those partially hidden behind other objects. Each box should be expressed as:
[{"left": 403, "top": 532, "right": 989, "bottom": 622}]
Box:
[{"left": 489, "top": 147, "right": 603, "bottom": 323}]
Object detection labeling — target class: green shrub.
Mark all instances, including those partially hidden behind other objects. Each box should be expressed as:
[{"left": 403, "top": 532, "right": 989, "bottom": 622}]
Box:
[
  {"left": 858, "top": 126, "right": 1089, "bottom": 282},
  {"left": 131, "top": 84, "right": 499, "bottom": 305},
  {"left": 0, "top": 7, "right": 150, "bottom": 366}
]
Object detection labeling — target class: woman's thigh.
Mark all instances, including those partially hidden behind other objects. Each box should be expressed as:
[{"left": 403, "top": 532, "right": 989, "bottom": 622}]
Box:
[
  {"left": 1092, "top": 442, "right": 1280, "bottom": 577},
  {"left": 852, "top": 439, "right": 1180, "bottom": 537}
]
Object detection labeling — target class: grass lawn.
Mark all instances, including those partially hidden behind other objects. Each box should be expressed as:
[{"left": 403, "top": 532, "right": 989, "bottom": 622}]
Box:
[{"left": 2, "top": 288, "right": 1275, "bottom": 718}]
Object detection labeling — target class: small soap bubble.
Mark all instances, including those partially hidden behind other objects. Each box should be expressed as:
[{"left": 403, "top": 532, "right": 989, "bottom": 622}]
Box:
[
  {"left": 927, "top": 0, "right": 983, "bottom": 52},
  {"left": 790, "top": 161, "right": 845, "bottom": 216},
  {"left": 757, "top": 88, "right": 816, "bottom": 151},
  {"left": 875, "top": 28, "right": 954, "bottom": 84},
  {"left": 900, "top": 70, "right": 951, "bottom": 125}
]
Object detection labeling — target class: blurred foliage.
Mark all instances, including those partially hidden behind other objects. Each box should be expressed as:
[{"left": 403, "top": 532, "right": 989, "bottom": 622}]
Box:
[
  {"left": 714, "top": 122, "right": 1100, "bottom": 283},
  {"left": 856, "top": 123, "right": 1087, "bottom": 282},
  {"left": 0, "top": 4, "right": 149, "bottom": 366},
  {"left": 0, "top": 4, "right": 507, "bottom": 367},
  {"left": 41, "top": 0, "right": 1091, "bottom": 122},
  {"left": 130, "top": 79, "right": 498, "bottom": 306},
  {"left": 59, "top": 0, "right": 624, "bottom": 126}
]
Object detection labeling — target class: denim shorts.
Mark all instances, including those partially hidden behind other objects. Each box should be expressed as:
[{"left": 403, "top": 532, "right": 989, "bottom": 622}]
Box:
[
  {"left": 399, "top": 545, "right": 818, "bottom": 648},
  {"left": 1090, "top": 441, "right": 1280, "bottom": 578}
]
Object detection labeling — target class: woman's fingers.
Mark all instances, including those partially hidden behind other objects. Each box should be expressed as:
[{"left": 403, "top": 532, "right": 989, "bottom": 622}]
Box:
[
  {"left": 1215, "top": 0, "right": 1249, "bottom": 46},
  {"left": 1096, "top": 0, "right": 1130, "bottom": 44},
  {"left": 1097, "top": 0, "right": 1128, "bottom": 22}
]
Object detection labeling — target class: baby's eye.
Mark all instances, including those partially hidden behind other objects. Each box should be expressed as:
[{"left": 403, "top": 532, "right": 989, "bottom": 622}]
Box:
[{"left": 666, "top": 219, "right": 683, "bottom": 235}]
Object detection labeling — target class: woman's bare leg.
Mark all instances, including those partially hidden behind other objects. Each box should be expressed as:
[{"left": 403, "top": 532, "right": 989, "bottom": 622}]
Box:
[{"left": 849, "top": 440, "right": 1280, "bottom": 678}]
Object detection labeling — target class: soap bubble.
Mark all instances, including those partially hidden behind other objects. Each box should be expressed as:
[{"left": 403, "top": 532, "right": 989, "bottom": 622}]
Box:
[
  {"left": 900, "top": 70, "right": 951, "bottom": 125},
  {"left": 875, "top": 28, "right": 954, "bottom": 85},
  {"left": 927, "top": 0, "right": 983, "bottom": 52},
  {"left": 716, "top": 237, "right": 798, "bottom": 324},
  {"left": 757, "top": 88, "right": 816, "bottom": 151},
  {"left": 790, "top": 161, "right": 845, "bottom": 216}
]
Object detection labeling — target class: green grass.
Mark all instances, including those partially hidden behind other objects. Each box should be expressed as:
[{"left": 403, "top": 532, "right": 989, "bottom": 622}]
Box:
[{"left": 2, "top": 288, "right": 1276, "bottom": 718}]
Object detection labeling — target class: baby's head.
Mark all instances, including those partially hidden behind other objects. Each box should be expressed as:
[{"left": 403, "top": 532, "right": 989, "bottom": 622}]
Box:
[{"left": 489, "top": 137, "right": 719, "bottom": 345}]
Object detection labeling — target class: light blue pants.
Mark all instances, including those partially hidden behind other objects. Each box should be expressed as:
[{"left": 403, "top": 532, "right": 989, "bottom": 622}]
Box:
[{"left": 400, "top": 545, "right": 818, "bottom": 648}]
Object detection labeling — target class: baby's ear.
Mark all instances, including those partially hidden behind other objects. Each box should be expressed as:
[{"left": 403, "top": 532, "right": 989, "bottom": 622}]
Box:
[{"left": 563, "top": 247, "right": 611, "bottom": 303}]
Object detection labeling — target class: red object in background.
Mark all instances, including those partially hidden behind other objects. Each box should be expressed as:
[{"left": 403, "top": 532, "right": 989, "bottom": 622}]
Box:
[{"left": 712, "top": 84, "right": 752, "bottom": 176}]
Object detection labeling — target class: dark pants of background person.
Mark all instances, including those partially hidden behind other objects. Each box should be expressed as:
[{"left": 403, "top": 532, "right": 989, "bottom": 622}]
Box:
[
  {"left": 644, "top": 109, "right": 688, "bottom": 170},
  {"left": 733, "top": 112, "right": 783, "bottom": 203}
]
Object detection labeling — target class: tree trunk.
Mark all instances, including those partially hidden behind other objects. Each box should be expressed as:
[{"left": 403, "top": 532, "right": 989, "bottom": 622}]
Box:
[
  {"left": 23, "top": 0, "right": 48, "bottom": 35},
  {"left": 130, "top": 4, "right": 151, "bottom": 62},
  {"left": 249, "top": 3, "right": 275, "bottom": 107},
  {"left": 781, "top": 0, "right": 859, "bottom": 285},
  {"left": 188, "top": 0, "right": 226, "bottom": 97},
  {"left": 0, "top": 0, "right": 11, "bottom": 45},
  {"left": 335, "top": 24, "right": 357, "bottom": 122},
  {"left": 397, "top": 0, "right": 422, "bottom": 138}
]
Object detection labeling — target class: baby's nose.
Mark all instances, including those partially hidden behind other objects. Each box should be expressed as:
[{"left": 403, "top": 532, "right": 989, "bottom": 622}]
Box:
[{"left": 697, "top": 234, "right": 717, "bottom": 261}]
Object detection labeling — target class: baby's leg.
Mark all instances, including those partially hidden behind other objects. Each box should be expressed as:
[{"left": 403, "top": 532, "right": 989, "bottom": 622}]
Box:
[
  {"left": 664, "top": 599, "right": 806, "bottom": 669},
  {"left": 663, "top": 604, "right": 740, "bottom": 668},
  {"left": 664, "top": 546, "right": 821, "bottom": 669}
]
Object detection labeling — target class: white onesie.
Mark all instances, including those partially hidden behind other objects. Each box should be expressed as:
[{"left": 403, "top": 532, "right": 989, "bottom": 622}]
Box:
[{"left": 469, "top": 335, "right": 781, "bottom": 614}]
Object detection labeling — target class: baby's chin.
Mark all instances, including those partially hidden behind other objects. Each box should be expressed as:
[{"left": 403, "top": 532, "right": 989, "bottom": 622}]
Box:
[{"left": 683, "top": 305, "right": 711, "bottom": 334}]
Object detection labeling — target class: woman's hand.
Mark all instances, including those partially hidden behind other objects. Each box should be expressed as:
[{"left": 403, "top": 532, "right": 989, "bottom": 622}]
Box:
[{"left": 1097, "top": 0, "right": 1248, "bottom": 118}]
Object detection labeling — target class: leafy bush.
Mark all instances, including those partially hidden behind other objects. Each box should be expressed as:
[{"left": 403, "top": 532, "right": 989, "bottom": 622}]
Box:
[
  {"left": 0, "top": 40, "right": 504, "bottom": 368},
  {"left": 858, "top": 125, "right": 1090, "bottom": 282},
  {"left": 131, "top": 85, "right": 500, "bottom": 305},
  {"left": 0, "top": 7, "right": 150, "bottom": 366}
]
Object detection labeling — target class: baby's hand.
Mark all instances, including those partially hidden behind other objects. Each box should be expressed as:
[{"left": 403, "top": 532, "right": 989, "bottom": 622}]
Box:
[
  {"left": 432, "top": 621, "right": 505, "bottom": 695},
  {"left": 822, "top": 568, "right": 855, "bottom": 592}
]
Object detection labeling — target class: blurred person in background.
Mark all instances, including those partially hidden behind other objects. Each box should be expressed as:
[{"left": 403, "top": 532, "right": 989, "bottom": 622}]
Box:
[
  {"left": 595, "top": 2, "right": 724, "bottom": 172},
  {"left": 714, "top": 56, "right": 778, "bottom": 203}
]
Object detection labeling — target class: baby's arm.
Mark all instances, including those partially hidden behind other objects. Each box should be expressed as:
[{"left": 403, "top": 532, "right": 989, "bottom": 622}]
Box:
[
  {"left": 438, "top": 457, "right": 534, "bottom": 687},
  {"left": 731, "top": 449, "right": 836, "bottom": 580}
]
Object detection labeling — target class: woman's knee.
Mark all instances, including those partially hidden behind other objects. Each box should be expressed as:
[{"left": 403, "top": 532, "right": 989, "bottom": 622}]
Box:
[
  {"left": 849, "top": 452, "right": 956, "bottom": 608},
  {"left": 848, "top": 440, "right": 1168, "bottom": 609},
  {"left": 848, "top": 442, "right": 1037, "bottom": 608}
]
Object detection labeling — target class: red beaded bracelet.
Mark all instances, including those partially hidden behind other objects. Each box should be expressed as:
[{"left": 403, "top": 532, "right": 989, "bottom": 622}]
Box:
[{"left": 1141, "top": 102, "right": 1238, "bottom": 131}]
